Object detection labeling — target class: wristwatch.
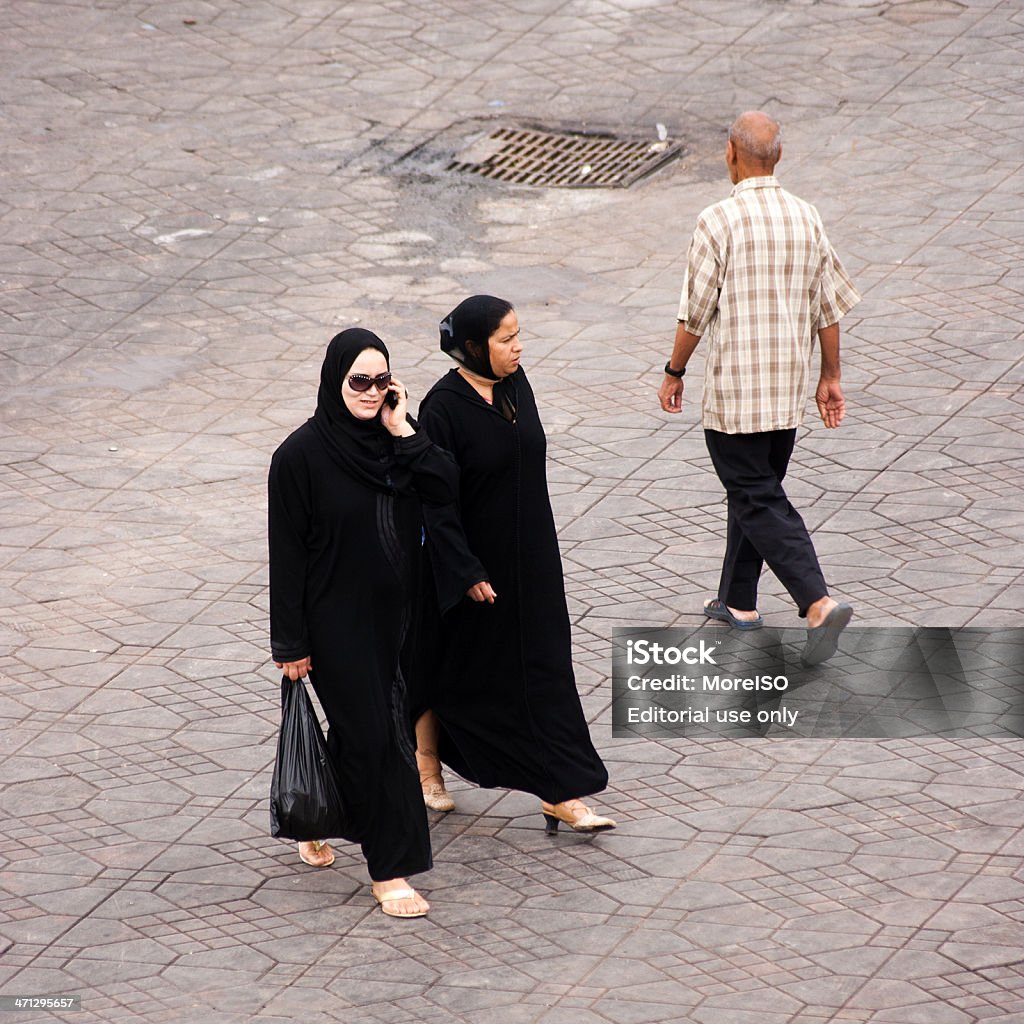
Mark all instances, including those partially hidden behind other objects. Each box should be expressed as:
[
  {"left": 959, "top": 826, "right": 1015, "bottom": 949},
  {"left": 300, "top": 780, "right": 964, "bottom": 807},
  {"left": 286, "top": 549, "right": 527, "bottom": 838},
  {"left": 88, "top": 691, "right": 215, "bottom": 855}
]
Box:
[{"left": 664, "top": 362, "right": 686, "bottom": 378}]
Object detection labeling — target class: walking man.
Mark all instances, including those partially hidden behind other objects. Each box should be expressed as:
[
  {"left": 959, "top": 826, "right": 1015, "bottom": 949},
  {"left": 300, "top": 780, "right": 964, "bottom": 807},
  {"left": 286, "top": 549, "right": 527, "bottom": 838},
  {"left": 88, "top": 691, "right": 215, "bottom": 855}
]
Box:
[{"left": 658, "top": 111, "right": 861, "bottom": 666}]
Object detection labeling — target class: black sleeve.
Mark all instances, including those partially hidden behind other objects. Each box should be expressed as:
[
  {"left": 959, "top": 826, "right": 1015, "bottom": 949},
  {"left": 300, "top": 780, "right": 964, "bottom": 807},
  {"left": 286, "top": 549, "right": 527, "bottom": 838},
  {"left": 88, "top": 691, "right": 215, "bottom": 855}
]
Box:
[
  {"left": 416, "top": 401, "right": 489, "bottom": 614},
  {"left": 267, "top": 441, "right": 312, "bottom": 663},
  {"left": 391, "top": 420, "right": 459, "bottom": 508}
]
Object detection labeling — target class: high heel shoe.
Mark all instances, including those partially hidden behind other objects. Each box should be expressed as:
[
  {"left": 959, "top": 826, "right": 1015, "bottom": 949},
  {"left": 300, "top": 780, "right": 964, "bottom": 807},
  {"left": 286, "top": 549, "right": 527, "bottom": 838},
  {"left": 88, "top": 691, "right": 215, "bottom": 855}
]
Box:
[
  {"left": 541, "top": 799, "right": 616, "bottom": 835},
  {"left": 422, "top": 782, "right": 455, "bottom": 812},
  {"left": 417, "top": 749, "right": 455, "bottom": 812}
]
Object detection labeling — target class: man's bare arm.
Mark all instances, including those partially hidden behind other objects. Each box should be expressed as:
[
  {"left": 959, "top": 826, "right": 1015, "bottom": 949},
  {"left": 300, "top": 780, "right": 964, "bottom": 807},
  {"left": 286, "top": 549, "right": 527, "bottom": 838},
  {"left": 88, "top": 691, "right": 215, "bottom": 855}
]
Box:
[
  {"left": 658, "top": 323, "right": 702, "bottom": 413},
  {"left": 815, "top": 322, "right": 845, "bottom": 428}
]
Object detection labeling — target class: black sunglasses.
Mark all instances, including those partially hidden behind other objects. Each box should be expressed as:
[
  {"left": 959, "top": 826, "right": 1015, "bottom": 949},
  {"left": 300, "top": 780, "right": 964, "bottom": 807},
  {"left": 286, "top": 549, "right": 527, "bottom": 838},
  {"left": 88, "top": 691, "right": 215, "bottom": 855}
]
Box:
[{"left": 347, "top": 372, "right": 392, "bottom": 393}]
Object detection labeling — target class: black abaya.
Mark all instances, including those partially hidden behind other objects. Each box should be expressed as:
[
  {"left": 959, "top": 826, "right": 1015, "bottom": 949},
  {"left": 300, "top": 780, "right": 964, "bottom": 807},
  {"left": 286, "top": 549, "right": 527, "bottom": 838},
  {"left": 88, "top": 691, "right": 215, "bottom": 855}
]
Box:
[
  {"left": 268, "top": 332, "right": 457, "bottom": 882},
  {"left": 414, "top": 367, "right": 608, "bottom": 803}
]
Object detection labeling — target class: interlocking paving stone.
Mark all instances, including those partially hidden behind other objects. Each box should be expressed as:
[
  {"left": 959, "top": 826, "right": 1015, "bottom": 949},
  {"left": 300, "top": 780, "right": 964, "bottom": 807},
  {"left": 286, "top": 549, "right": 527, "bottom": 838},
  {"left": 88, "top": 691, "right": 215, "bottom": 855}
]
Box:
[{"left": 1, "top": 0, "right": 1023, "bottom": 1022}]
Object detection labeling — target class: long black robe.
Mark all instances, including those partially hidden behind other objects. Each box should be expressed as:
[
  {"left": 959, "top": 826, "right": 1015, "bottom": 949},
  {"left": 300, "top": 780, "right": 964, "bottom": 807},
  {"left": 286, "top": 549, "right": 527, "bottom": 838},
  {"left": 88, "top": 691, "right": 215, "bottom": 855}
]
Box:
[
  {"left": 414, "top": 368, "right": 608, "bottom": 803},
  {"left": 269, "top": 425, "right": 456, "bottom": 881}
]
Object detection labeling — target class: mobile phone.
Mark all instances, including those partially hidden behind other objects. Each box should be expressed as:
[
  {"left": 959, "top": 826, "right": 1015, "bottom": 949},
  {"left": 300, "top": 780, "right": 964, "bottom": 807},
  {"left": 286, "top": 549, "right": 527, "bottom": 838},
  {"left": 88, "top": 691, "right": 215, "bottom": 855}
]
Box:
[{"left": 385, "top": 388, "right": 399, "bottom": 409}]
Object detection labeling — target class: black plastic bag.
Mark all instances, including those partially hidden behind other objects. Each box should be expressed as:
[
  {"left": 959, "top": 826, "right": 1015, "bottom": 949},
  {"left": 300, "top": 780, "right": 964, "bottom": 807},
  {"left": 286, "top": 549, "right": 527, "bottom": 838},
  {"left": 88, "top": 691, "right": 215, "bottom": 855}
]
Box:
[{"left": 270, "top": 675, "right": 347, "bottom": 841}]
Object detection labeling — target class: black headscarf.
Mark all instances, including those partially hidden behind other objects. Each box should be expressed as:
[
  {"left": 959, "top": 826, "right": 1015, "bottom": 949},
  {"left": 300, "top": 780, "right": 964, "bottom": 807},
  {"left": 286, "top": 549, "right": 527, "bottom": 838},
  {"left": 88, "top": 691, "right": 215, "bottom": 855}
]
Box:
[
  {"left": 310, "top": 328, "right": 404, "bottom": 493},
  {"left": 439, "top": 295, "right": 514, "bottom": 381}
]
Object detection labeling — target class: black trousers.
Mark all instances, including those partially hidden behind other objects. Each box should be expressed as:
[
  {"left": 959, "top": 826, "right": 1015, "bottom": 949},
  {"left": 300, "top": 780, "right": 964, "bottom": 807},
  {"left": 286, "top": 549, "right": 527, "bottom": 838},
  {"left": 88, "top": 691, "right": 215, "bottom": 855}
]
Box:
[{"left": 704, "top": 428, "right": 828, "bottom": 617}]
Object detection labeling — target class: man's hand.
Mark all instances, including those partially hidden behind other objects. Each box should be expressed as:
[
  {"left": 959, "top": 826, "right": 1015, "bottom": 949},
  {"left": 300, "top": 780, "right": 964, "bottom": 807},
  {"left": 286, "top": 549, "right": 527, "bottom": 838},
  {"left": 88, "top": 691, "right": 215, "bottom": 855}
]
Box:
[
  {"left": 658, "top": 375, "right": 684, "bottom": 413},
  {"left": 659, "top": 324, "right": 701, "bottom": 413},
  {"left": 815, "top": 378, "right": 845, "bottom": 428},
  {"left": 466, "top": 581, "right": 497, "bottom": 603},
  {"left": 276, "top": 656, "right": 311, "bottom": 681}
]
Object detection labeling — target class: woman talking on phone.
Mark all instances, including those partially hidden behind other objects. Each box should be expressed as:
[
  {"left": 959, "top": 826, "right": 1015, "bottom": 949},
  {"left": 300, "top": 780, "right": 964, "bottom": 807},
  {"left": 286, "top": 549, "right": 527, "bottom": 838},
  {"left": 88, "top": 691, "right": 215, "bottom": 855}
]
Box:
[
  {"left": 268, "top": 328, "right": 456, "bottom": 918},
  {"left": 412, "top": 296, "right": 614, "bottom": 835}
]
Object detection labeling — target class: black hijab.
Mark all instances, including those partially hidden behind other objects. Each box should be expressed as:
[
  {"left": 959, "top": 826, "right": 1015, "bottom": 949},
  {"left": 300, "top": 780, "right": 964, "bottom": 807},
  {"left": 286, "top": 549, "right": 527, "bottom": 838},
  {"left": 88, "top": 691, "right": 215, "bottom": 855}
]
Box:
[
  {"left": 439, "top": 295, "right": 514, "bottom": 381},
  {"left": 310, "top": 328, "right": 404, "bottom": 494}
]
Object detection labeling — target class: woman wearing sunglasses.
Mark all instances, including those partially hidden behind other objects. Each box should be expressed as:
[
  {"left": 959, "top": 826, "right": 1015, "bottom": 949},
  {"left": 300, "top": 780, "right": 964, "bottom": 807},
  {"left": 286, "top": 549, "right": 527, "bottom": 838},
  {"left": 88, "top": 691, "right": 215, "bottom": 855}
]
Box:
[
  {"left": 268, "top": 328, "right": 457, "bottom": 918},
  {"left": 412, "top": 296, "right": 614, "bottom": 835}
]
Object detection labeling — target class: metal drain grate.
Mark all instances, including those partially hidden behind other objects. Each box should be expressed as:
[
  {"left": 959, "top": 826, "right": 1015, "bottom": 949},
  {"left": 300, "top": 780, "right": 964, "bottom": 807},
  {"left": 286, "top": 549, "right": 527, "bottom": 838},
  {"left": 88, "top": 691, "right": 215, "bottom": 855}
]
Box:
[{"left": 448, "top": 127, "right": 682, "bottom": 188}]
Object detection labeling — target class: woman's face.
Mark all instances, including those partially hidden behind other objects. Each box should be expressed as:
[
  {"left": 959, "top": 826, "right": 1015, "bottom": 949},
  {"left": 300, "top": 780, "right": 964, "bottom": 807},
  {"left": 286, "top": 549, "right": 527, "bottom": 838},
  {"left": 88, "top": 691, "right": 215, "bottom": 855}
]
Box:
[
  {"left": 341, "top": 347, "right": 390, "bottom": 420},
  {"left": 487, "top": 310, "right": 522, "bottom": 378}
]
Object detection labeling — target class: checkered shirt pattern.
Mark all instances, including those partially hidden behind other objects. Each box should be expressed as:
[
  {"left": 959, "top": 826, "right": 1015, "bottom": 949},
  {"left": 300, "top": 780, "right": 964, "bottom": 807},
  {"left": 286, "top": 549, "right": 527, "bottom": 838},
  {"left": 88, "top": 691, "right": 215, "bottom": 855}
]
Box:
[{"left": 677, "top": 176, "right": 861, "bottom": 434}]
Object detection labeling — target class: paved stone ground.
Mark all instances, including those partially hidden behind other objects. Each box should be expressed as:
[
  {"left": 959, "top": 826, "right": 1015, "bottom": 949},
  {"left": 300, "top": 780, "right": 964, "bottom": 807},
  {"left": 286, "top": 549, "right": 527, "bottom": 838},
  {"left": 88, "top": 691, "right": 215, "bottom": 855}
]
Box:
[{"left": 1, "top": 1, "right": 1023, "bottom": 1022}]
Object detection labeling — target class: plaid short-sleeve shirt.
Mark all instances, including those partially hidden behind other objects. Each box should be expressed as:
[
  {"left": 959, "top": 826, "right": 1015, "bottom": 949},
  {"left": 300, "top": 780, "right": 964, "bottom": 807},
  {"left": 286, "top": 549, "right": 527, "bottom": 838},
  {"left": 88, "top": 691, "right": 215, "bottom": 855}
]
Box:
[{"left": 677, "top": 176, "right": 861, "bottom": 434}]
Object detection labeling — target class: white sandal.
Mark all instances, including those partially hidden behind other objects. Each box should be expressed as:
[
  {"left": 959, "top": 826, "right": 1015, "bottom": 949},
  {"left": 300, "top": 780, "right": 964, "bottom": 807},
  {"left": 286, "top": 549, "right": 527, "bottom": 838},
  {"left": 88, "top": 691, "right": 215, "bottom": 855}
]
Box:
[{"left": 372, "top": 886, "right": 428, "bottom": 919}]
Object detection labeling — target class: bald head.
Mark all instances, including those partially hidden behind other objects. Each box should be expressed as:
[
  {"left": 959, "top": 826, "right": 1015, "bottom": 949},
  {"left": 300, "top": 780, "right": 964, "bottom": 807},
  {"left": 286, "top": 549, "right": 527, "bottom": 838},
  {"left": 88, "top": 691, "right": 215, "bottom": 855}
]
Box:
[
  {"left": 729, "top": 111, "right": 782, "bottom": 163},
  {"left": 725, "top": 111, "right": 782, "bottom": 183}
]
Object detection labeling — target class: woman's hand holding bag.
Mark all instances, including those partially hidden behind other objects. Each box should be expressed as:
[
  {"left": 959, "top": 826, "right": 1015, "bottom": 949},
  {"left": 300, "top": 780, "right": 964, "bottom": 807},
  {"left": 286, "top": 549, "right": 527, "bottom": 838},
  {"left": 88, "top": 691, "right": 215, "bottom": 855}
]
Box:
[{"left": 269, "top": 674, "right": 347, "bottom": 841}]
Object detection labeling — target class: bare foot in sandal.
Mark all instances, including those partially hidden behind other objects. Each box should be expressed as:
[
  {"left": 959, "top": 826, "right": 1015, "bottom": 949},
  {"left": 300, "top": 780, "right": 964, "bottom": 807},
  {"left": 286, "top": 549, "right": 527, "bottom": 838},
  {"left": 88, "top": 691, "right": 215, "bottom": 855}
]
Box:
[
  {"left": 703, "top": 598, "right": 763, "bottom": 629},
  {"left": 371, "top": 878, "right": 429, "bottom": 918},
  {"left": 297, "top": 840, "right": 335, "bottom": 867}
]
